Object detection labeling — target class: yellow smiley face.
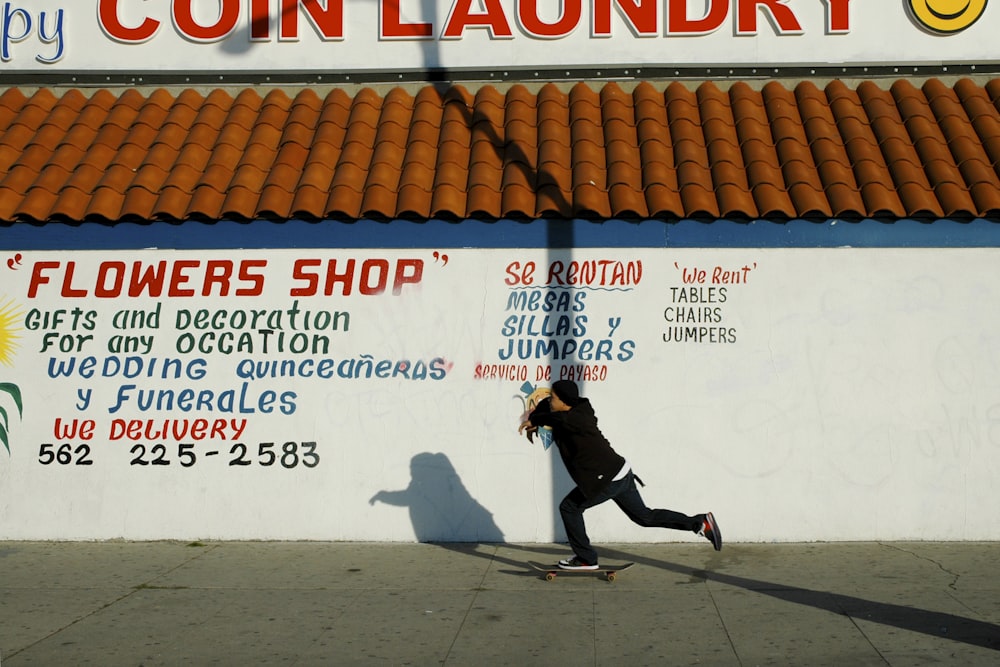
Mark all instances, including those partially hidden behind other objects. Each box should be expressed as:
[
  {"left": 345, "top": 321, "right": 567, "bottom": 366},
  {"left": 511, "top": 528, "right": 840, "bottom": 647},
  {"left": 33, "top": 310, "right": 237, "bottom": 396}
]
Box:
[{"left": 907, "top": 0, "right": 988, "bottom": 33}]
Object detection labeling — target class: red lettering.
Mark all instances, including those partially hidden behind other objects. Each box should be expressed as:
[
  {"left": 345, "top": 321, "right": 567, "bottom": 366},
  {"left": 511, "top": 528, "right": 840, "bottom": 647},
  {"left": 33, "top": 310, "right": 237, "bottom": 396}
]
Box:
[
  {"left": 668, "top": 0, "right": 728, "bottom": 34},
  {"left": 28, "top": 261, "right": 58, "bottom": 298},
  {"left": 237, "top": 260, "right": 267, "bottom": 296},
  {"left": 392, "top": 259, "right": 423, "bottom": 295},
  {"left": 61, "top": 262, "right": 88, "bottom": 298},
  {"left": 289, "top": 258, "right": 358, "bottom": 297},
  {"left": 280, "top": 0, "right": 344, "bottom": 40},
  {"left": 129, "top": 261, "right": 167, "bottom": 297},
  {"left": 27, "top": 260, "right": 267, "bottom": 299},
  {"left": 325, "top": 259, "right": 356, "bottom": 296},
  {"left": 518, "top": 0, "right": 581, "bottom": 38},
  {"left": 593, "top": 0, "right": 657, "bottom": 37},
  {"left": 186, "top": 260, "right": 268, "bottom": 297},
  {"left": 825, "top": 0, "right": 851, "bottom": 34},
  {"left": 250, "top": 0, "right": 270, "bottom": 39},
  {"left": 100, "top": 0, "right": 847, "bottom": 46},
  {"left": 736, "top": 0, "right": 803, "bottom": 35},
  {"left": 95, "top": 262, "right": 126, "bottom": 298},
  {"left": 504, "top": 261, "right": 536, "bottom": 286},
  {"left": 443, "top": 0, "right": 513, "bottom": 38},
  {"left": 360, "top": 259, "right": 390, "bottom": 296},
  {"left": 168, "top": 260, "right": 199, "bottom": 297},
  {"left": 381, "top": 0, "right": 433, "bottom": 38},
  {"left": 54, "top": 418, "right": 96, "bottom": 440},
  {"left": 289, "top": 258, "right": 418, "bottom": 296},
  {"left": 291, "top": 259, "right": 321, "bottom": 297},
  {"left": 98, "top": 0, "right": 160, "bottom": 42},
  {"left": 202, "top": 260, "right": 234, "bottom": 296},
  {"left": 172, "top": 0, "right": 240, "bottom": 42}
]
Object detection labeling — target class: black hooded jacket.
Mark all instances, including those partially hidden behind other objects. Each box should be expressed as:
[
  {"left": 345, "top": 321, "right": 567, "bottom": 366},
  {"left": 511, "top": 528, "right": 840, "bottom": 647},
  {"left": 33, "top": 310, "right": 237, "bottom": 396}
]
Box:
[{"left": 528, "top": 397, "right": 626, "bottom": 498}]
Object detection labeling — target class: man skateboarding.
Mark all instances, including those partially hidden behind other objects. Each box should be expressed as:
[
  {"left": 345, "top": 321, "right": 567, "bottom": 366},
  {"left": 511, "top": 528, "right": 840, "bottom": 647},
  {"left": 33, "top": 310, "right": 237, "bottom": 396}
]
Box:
[{"left": 518, "top": 380, "right": 722, "bottom": 570}]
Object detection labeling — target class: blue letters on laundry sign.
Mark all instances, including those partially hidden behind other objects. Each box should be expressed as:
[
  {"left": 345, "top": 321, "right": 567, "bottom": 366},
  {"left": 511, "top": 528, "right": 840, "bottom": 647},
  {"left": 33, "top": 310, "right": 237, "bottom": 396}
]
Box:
[{"left": 1, "top": 4, "right": 64, "bottom": 63}]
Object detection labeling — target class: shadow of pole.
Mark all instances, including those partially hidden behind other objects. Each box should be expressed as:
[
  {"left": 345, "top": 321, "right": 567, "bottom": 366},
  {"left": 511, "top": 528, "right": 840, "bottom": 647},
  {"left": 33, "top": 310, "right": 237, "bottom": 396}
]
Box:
[
  {"left": 598, "top": 546, "right": 1000, "bottom": 652},
  {"left": 410, "top": 0, "right": 582, "bottom": 546},
  {"left": 370, "top": 1, "right": 587, "bottom": 550},
  {"left": 544, "top": 229, "right": 574, "bottom": 542}
]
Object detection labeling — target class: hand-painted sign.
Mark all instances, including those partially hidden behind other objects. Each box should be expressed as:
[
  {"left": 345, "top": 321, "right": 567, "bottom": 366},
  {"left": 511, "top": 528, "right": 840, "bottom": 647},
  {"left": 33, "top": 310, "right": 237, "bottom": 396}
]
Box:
[{"left": 2, "top": 246, "right": 999, "bottom": 543}]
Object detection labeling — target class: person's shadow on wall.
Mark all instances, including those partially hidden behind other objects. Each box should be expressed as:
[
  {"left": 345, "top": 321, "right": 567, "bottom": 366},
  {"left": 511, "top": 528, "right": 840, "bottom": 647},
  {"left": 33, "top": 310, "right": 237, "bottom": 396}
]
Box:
[{"left": 369, "top": 452, "right": 504, "bottom": 543}]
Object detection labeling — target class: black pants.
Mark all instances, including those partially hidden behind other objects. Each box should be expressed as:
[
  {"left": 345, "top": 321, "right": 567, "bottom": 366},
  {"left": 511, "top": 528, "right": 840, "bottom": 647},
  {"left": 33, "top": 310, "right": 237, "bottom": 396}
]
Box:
[{"left": 559, "top": 471, "right": 700, "bottom": 564}]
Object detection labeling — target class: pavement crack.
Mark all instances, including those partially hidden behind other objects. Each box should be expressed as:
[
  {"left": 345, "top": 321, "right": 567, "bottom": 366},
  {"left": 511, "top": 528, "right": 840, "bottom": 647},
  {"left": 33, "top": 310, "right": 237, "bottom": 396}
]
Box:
[
  {"left": 5, "top": 543, "right": 221, "bottom": 660},
  {"left": 7, "top": 586, "right": 137, "bottom": 661},
  {"left": 881, "top": 543, "right": 960, "bottom": 590},
  {"left": 704, "top": 577, "right": 742, "bottom": 666},
  {"left": 130, "top": 541, "right": 221, "bottom": 589},
  {"left": 839, "top": 606, "right": 891, "bottom": 665},
  {"left": 592, "top": 590, "right": 598, "bottom": 667},
  {"left": 441, "top": 545, "right": 494, "bottom": 666}
]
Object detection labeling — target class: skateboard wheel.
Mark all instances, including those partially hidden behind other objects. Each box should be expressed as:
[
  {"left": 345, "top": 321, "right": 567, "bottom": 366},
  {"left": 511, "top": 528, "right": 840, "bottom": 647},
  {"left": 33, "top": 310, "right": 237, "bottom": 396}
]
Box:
[
  {"left": 607, "top": 572, "right": 616, "bottom": 582},
  {"left": 545, "top": 572, "right": 556, "bottom": 582}
]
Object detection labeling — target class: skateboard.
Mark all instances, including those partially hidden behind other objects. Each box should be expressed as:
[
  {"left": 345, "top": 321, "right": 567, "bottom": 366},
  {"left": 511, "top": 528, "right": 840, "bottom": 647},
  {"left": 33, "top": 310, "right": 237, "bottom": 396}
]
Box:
[{"left": 529, "top": 561, "right": 634, "bottom": 582}]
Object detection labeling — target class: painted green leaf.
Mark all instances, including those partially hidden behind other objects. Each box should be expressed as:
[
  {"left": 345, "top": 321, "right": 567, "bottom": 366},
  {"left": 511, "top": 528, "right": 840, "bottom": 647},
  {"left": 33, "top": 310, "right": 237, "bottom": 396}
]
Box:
[
  {"left": 0, "top": 383, "right": 22, "bottom": 456},
  {"left": 0, "top": 383, "right": 22, "bottom": 417}
]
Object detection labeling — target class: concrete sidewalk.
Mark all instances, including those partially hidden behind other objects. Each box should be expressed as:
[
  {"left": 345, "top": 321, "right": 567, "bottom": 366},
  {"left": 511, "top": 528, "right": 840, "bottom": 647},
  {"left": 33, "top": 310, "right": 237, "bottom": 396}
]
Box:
[{"left": 0, "top": 541, "right": 997, "bottom": 666}]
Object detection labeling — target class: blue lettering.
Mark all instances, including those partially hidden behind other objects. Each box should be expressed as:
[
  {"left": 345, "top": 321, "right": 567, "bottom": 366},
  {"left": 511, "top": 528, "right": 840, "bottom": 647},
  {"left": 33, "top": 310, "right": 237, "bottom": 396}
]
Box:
[{"left": 1, "top": 4, "right": 64, "bottom": 64}]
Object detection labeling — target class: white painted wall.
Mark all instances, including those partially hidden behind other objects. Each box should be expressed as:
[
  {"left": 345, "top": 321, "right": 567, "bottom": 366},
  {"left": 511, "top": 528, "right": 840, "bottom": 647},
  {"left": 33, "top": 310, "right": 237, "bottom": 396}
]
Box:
[{"left": 1, "top": 247, "right": 997, "bottom": 541}]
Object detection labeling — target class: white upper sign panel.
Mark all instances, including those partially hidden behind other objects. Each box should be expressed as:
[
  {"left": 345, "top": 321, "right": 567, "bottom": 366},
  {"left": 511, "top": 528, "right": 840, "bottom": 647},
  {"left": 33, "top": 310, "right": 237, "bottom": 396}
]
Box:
[{"left": 1, "top": 1, "right": 996, "bottom": 74}]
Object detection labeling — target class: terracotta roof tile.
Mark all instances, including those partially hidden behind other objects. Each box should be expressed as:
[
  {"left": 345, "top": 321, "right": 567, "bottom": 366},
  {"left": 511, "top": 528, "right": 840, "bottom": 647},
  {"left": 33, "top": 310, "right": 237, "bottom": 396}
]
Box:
[
  {"left": 32, "top": 159, "right": 78, "bottom": 192},
  {"left": 463, "top": 184, "right": 494, "bottom": 217},
  {"left": 121, "top": 184, "right": 158, "bottom": 220},
  {"left": 289, "top": 184, "right": 329, "bottom": 217},
  {"left": 533, "top": 185, "right": 565, "bottom": 218},
  {"left": 85, "top": 186, "right": 125, "bottom": 220},
  {"left": 151, "top": 186, "right": 192, "bottom": 220},
  {"left": 258, "top": 164, "right": 299, "bottom": 216},
  {"left": 52, "top": 184, "right": 94, "bottom": 220},
  {"left": 16, "top": 184, "right": 59, "bottom": 220},
  {"left": 397, "top": 183, "right": 432, "bottom": 218},
  {"left": 0, "top": 89, "right": 27, "bottom": 128},
  {"left": 328, "top": 189, "right": 364, "bottom": 219},
  {"left": 501, "top": 183, "right": 534, "bottom": 218},
  {"left": 4, "top": 79, "right": 1000, "bottom": 223},
  {"left": 741, "top": 130, "right": 794, "bottom": 218},
  {"left": 187, "top": 181, "right": 227, "bottom": 219},
  {"left": 431, "top": 184, "right": 467, "bottom": 218}
]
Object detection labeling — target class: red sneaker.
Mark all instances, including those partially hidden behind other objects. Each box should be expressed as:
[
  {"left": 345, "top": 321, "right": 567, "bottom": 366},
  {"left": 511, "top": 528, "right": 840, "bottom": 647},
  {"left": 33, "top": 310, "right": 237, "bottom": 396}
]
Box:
[{"left": 697, "top": 512, "right": 723, "bottom": 551}]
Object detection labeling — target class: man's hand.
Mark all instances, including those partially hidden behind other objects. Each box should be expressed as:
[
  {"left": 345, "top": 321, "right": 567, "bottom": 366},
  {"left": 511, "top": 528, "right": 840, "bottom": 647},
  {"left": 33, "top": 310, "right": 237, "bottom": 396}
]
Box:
[{"left": 519, "top": 420, "right": 537, "bottom": 442}]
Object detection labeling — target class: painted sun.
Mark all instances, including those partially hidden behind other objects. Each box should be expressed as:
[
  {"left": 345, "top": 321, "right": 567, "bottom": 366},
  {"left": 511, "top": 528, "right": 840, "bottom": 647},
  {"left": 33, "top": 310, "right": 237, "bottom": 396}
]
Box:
[{"left": 0, "top": 297, "right": 23, "bottom": 367}]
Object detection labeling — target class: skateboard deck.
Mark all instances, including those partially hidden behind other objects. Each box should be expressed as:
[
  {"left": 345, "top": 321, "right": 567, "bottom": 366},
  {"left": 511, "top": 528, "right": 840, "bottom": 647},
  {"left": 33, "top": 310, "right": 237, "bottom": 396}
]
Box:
[{"left": 529, "top": 561, "right": 634, "bottom": 582}]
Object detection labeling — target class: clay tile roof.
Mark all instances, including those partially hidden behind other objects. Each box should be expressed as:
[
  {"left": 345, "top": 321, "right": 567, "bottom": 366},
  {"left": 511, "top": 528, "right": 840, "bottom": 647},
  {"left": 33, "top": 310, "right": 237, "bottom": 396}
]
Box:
[{"left": 2, "top": 78, "right": 1000, "bottom": 223}]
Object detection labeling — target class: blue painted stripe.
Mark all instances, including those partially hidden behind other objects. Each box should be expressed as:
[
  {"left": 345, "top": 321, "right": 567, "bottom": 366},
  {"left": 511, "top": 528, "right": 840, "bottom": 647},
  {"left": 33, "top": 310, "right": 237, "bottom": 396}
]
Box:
[{"left": 1, "top": 218, "right": 999, "bottom": 250}]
